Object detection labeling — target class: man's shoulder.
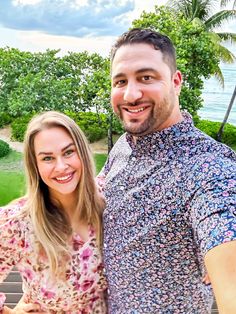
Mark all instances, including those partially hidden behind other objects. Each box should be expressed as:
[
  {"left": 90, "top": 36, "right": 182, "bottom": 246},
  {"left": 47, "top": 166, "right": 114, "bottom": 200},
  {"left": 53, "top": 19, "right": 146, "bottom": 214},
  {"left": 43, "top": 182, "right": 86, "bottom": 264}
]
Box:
[
  {"left": 109, "top": 133, "right": 130, "bottom": 156},
  {"left": 185, "top": 126, "right": 236, "bottom": 161}
]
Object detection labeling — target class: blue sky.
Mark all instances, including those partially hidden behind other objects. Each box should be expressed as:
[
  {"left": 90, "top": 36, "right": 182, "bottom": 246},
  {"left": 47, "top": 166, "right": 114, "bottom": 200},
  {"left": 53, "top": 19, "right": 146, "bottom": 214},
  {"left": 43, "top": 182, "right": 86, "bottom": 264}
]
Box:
[
  {"left": 0, "top": 0, "right": 235, "bottom": 56},
  {"left": 0, "top": 0, "right": 165, "bottom": 56}
]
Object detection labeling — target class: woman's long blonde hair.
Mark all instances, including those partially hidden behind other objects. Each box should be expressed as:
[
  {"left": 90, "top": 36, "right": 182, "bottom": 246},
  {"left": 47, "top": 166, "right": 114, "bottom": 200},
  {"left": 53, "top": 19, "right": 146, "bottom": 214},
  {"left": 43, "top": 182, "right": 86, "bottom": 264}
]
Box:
[{"left": 23, "top": 111, "right": 104, "bottom": 273}]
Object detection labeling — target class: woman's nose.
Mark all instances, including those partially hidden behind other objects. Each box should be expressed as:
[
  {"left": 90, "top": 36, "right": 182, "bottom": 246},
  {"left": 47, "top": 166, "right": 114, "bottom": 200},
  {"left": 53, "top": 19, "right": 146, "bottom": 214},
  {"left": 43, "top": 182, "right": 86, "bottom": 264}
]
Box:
[{"left": 55, "top": 157, "right": 68, "bottom": 171}]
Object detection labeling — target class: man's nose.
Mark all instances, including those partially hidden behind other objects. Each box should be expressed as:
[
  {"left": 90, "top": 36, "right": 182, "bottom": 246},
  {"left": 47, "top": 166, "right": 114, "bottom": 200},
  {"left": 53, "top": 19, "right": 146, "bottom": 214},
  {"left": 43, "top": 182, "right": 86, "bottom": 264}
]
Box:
[{"left": 123, "top": 82, "right": 142, "bottom": 103}]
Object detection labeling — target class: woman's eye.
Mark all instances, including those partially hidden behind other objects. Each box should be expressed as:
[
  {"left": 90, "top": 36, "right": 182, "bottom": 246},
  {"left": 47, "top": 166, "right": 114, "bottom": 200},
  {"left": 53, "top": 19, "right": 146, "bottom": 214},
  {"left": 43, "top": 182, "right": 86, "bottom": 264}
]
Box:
[
  {"left": 65, "top": 149, "right": 74, "bottom": 156},
  {"left": 42, "top": 156, "right": 53, "bottom": 161}
]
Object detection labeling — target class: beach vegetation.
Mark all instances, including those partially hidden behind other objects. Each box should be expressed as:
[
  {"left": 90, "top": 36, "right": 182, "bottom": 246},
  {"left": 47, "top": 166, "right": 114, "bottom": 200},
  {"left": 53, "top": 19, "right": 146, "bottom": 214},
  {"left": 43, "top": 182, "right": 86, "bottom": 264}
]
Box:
[
  {"left": 0, "top": 140, "right": 10, "bottom": 158},
  {"left": 132, "top": 6, "right": 223, "bottom": 115},
  {"left": 167, "top": 0, "right": 236, "bottom": 86},
  {"left": 196, "top": 119, "right": 236, "bottom": 146}
]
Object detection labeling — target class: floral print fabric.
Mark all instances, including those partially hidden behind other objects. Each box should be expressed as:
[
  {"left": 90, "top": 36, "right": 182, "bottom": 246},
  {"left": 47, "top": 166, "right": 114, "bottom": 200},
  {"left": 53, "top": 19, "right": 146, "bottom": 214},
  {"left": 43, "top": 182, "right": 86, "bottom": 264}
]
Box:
[
  {"left": 100, "top": 112, "right": 236, "bottom": 314},
  {"left": 0, "top": 200, "right": 107, "bottom": 313}
]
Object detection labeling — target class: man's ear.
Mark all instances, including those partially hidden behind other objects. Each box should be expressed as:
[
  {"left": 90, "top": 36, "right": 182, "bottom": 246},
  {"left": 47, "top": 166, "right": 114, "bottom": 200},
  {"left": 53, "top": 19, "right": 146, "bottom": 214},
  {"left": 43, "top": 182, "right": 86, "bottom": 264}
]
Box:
[{"left": 173, "top": 70, "right": 182, "bottom": 96}]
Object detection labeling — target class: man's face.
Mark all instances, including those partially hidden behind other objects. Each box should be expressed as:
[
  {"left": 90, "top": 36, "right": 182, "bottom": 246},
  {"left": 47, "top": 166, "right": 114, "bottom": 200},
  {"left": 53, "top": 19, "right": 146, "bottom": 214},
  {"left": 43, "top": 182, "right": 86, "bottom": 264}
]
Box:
[{"left": 111, "top": 43, "right": 182, "bottom": 136}]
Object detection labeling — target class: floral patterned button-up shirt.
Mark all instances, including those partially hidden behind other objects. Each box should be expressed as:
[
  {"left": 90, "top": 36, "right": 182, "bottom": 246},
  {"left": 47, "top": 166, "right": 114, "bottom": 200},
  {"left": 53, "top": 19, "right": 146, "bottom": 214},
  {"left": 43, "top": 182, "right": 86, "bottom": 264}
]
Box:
[
  {"left": 100, "top": 112, "right": 236, "bottom": 314},
  {"left": 0, "top": 200, "right": 107, "bottom": 313}
]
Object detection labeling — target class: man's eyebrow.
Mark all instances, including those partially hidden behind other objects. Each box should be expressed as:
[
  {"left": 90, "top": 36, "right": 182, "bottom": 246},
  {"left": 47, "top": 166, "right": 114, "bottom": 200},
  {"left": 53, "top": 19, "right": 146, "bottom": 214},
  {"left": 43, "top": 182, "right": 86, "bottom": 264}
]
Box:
[
  {"left": 112, "top": 68, "right": 157, "bottom": 80},
  {"left": 112, "top": 72, "right": 125, "bottom": 80},
  {"left": 37, "top": 143, "right": 75, "bottom": 156},
  {"left": 136, "top": 67, "right": 157, "bottom": 74}
]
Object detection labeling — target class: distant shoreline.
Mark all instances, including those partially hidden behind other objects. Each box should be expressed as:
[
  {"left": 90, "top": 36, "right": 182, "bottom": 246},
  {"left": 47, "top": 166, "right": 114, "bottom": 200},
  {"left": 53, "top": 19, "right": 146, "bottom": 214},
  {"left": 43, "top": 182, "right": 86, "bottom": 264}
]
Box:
[{"left": 200, "top": 66, "right": 236, "bottom": 126}]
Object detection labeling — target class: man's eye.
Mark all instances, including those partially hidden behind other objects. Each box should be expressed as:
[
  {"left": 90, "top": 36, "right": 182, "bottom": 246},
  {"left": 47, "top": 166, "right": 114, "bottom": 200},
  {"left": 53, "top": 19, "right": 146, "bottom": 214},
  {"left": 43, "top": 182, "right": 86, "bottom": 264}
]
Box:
[
  {"left": 114, "top": 79, "right": 126, "bottom": 87},
  {"left": 142, "top": 76, "right": 152, "bottom": 81}
]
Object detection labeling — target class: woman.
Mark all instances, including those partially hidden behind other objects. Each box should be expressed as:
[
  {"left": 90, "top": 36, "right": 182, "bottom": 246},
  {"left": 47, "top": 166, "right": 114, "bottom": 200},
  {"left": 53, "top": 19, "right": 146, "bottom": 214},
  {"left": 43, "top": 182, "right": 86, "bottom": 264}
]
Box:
[{"left": 0, "top": 111, "right": 107, "bottom": 313}]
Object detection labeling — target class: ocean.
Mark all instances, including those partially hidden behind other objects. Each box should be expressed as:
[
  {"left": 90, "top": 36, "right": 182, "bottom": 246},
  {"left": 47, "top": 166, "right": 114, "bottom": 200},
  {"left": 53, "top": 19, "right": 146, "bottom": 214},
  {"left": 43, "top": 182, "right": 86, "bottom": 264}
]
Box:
[{"left": 199, "top": 63, "right": 236, "bottom": 126}]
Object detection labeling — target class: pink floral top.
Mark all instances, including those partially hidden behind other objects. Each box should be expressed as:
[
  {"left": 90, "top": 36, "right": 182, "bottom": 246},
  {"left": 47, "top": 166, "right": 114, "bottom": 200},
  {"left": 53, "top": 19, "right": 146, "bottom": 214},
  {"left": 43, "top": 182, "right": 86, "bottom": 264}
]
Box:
[{"left": 0, "top": 199, "right": 107, "bottom": 313}]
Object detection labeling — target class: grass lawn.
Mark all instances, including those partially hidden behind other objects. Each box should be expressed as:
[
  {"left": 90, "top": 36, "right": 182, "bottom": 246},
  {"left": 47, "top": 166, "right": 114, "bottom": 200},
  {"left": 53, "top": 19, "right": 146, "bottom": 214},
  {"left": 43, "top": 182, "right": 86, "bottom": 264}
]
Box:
[
  {"left": 0, "top": 150, "right": 108, "bottom": 206},
  {"left": 0, "top": 171, "right": 26, "bottom": 206},
  {"left": 94, "top": 153, "right": 107, "bottom": 173}
]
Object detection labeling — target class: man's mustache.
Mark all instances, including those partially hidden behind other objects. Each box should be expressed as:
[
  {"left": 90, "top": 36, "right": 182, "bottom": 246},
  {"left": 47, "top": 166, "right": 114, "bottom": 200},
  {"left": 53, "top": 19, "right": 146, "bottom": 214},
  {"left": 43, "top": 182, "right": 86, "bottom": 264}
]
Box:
[{"left": 119, "top": 100, "right": 153, "bottom": 107}]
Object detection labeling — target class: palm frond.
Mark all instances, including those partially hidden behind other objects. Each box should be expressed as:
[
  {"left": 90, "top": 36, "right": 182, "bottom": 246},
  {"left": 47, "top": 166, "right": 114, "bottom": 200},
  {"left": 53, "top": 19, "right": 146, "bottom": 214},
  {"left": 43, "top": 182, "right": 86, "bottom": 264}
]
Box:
[
  {"left": 204, "top": 9, "right": 236, "bottom": 30},
  {"left": 220, "top": 0, "right": 236, "bottom": 9},
  {"left": 213, "top": 63, "right": 225, "bottom": 88},
  {"left": 192, "top": 0, "right": 211, "bottom": 20},
  {"left": 167, "top": 0, "right": 211, "bottom": 20},
  {"left": 217, "top": 32, "right": 236, "bottom": 43},
  {"left": 218, "top": 44, "right": 236, "bottom": 63}
]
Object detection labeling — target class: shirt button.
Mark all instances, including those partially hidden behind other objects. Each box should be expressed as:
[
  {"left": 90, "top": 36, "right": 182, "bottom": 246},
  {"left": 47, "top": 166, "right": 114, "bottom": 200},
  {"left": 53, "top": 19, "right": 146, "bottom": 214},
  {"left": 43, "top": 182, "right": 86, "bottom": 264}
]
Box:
[{"left": 131, "top": 156, "right": 136, "bottom": 161}]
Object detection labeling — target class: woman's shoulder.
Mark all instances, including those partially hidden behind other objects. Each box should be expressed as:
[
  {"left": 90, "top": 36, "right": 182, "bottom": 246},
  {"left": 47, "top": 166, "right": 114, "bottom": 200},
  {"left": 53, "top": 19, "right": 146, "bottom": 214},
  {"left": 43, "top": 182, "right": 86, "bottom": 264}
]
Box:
[{"left": 0, "top": 197, "right": 30, "bottom": 230}]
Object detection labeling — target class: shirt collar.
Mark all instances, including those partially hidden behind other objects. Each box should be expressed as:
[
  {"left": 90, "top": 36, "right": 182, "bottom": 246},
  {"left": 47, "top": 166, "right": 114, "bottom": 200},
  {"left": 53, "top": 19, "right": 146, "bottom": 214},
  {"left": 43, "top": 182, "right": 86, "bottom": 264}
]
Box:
[{"left": 125, "top": 111, "right": 194, "bottom": 151}]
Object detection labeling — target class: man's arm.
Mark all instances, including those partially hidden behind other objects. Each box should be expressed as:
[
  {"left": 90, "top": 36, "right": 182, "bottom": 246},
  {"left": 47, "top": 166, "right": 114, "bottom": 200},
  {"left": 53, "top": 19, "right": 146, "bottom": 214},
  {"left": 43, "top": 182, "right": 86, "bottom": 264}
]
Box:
[{"left": 205, "top": 240, "right": 236, "bottom": 314}]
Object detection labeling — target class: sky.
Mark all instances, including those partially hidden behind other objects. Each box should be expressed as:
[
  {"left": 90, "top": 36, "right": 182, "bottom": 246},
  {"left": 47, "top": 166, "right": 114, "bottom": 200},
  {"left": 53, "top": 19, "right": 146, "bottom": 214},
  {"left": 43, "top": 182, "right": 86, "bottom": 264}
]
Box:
[
  {"left": 0, "top": 0, "right": 168, "bottom": 56},
  {"left": 0, "top": 0, "right": 235, "bottom": 57}
]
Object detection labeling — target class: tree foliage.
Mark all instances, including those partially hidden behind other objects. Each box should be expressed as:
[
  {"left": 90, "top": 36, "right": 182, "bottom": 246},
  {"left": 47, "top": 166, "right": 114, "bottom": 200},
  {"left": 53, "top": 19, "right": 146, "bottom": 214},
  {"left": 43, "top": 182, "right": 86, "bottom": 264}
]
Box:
[
  {"left": 0, "top": 48, "right": 111, "bottom": 117},
  {"left": 167, "top": 0, "right": 236, "bottom": 85},
  {"left": 132, "top": 6, "right": 221, "bottom": 114},
  {"left": 0, "top": 5, "right": 233, "bottom": 122}
]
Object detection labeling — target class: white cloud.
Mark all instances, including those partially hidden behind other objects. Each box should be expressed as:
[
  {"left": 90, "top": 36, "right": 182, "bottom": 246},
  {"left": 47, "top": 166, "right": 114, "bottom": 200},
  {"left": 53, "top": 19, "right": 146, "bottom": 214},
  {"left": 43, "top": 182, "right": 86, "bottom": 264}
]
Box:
[
  {"left": 0, "top": 0, "right": 235, "bottom": 58},
  {"left": 20, "top": 29, "right": 116, "bottom": 56},
  {"left": 0, "top": 0, "right": 135, "bottom": 37},
  {"left": 13, "top": 0, "right": 42, "bottom": 5}
]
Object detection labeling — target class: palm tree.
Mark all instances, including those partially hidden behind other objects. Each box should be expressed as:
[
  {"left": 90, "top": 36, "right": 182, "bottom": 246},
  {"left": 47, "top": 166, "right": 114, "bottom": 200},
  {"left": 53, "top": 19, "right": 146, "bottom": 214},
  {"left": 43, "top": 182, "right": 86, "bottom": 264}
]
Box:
[
  {"left": 167, "top": 0, "right": 236, "bottom": 86},
  {"left": 217, "top": 84, "right": 236, "bottom": 141}
]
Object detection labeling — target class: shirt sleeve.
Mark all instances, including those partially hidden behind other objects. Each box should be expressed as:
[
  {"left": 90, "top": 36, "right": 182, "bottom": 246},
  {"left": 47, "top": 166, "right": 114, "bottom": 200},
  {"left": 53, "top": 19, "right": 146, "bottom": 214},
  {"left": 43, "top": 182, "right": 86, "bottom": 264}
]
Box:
[
  {"left": 97, "top": 133, "right": 129, "bottom": 181},
  {"left": 190, "top": 176, "right": 236, "bottom": 256},
  {"left": 0, "top": 204, "right": 25, "bottom": 310}
]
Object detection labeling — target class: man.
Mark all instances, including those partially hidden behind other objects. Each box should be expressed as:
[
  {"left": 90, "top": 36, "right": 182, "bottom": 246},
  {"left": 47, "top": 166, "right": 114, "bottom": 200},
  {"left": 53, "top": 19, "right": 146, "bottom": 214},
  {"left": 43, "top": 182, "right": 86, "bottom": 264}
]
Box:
[{"left": 100, "top": 28, "right": 236, "bottom": 313}]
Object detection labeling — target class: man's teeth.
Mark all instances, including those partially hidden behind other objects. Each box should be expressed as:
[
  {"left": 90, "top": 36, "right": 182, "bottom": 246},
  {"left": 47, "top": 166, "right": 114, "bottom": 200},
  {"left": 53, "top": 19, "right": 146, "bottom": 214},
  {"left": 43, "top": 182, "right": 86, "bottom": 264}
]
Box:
[
  {"left": 128, "top": 107, "right": 145, "bottom": 113},
  {"left": 56, "top": 174, "right": 72, "bottom": 181}
]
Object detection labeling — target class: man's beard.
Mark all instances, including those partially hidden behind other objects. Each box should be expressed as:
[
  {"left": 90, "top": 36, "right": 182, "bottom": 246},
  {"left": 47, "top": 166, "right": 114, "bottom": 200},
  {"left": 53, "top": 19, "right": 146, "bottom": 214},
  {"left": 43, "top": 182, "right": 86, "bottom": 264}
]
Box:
[
  {"left": 121, "top": 108, "right": 156, "bottom": 137},
  {"left": 118, "top": 96, "right": 174, "bottom": 136}
]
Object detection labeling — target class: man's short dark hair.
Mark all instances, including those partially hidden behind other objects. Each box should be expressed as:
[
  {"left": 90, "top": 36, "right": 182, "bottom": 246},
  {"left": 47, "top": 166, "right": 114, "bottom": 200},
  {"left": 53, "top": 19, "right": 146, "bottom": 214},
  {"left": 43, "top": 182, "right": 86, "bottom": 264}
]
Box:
[{"left": 110, "top": 28, "right": 177, "bottom": 74}]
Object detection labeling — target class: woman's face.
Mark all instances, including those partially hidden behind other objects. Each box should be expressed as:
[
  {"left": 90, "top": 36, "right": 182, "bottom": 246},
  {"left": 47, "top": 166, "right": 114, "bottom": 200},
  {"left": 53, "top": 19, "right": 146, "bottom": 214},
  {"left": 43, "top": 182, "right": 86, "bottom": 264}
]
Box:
[{"left": 34, "top": 126, "right": 82, "bottom": 202}]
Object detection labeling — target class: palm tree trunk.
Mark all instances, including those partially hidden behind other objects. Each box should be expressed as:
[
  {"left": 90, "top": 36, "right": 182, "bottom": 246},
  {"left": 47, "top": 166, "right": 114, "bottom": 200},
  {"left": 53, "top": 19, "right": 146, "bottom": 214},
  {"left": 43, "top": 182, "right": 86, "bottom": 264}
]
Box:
[
  {"left": 107, "top": 113, "right": 113, "bottom": 153},
  {"left": 217, "top": 85, "right": 236, "bottom": 141}
]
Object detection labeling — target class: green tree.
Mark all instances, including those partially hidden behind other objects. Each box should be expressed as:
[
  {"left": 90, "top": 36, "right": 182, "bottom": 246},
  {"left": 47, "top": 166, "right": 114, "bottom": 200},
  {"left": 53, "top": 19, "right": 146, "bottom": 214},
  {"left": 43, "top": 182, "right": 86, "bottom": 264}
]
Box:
[
  {"left": 77, "top": 55, "right": 123, "bottom": 152},
  {"left": 0, "top": 48, "right": 109, "bottom": 116},
  {"left": 132, "top": 6, "right": 221, "bottom": 115},
  {"left": 167, "top": 0, "right": 236, "bottom": 85}
]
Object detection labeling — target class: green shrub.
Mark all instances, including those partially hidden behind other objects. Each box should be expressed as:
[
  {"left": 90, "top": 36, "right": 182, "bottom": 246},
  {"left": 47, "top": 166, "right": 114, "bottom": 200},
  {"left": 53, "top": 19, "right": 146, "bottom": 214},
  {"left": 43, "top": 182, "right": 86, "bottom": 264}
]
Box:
[
  {"left": 0, "top": 112, "right": 13, "bottom": 128},
  {"left": 85, "top": 125, "right": 107, "bottom": 142},
  {"left": 112, "top": 115, "right": 124, "bottom": 135},
  {"left": 10, "top": 110, "right": 123, "bottom": 144},
  {"left": 0, "top": 140, "right": 10, "bottom": 158},
  {"left": 11, "top": 114, "right": 34, "bottom": 142},
  {"left": 66, "top": 111, "right": 107, "bottom": 142},
  {"left": 66, "top": 111, "right": 124, "bottom": 142},
  {"left": 195, "top": 119, "right": 236, "bottom": 147}
]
